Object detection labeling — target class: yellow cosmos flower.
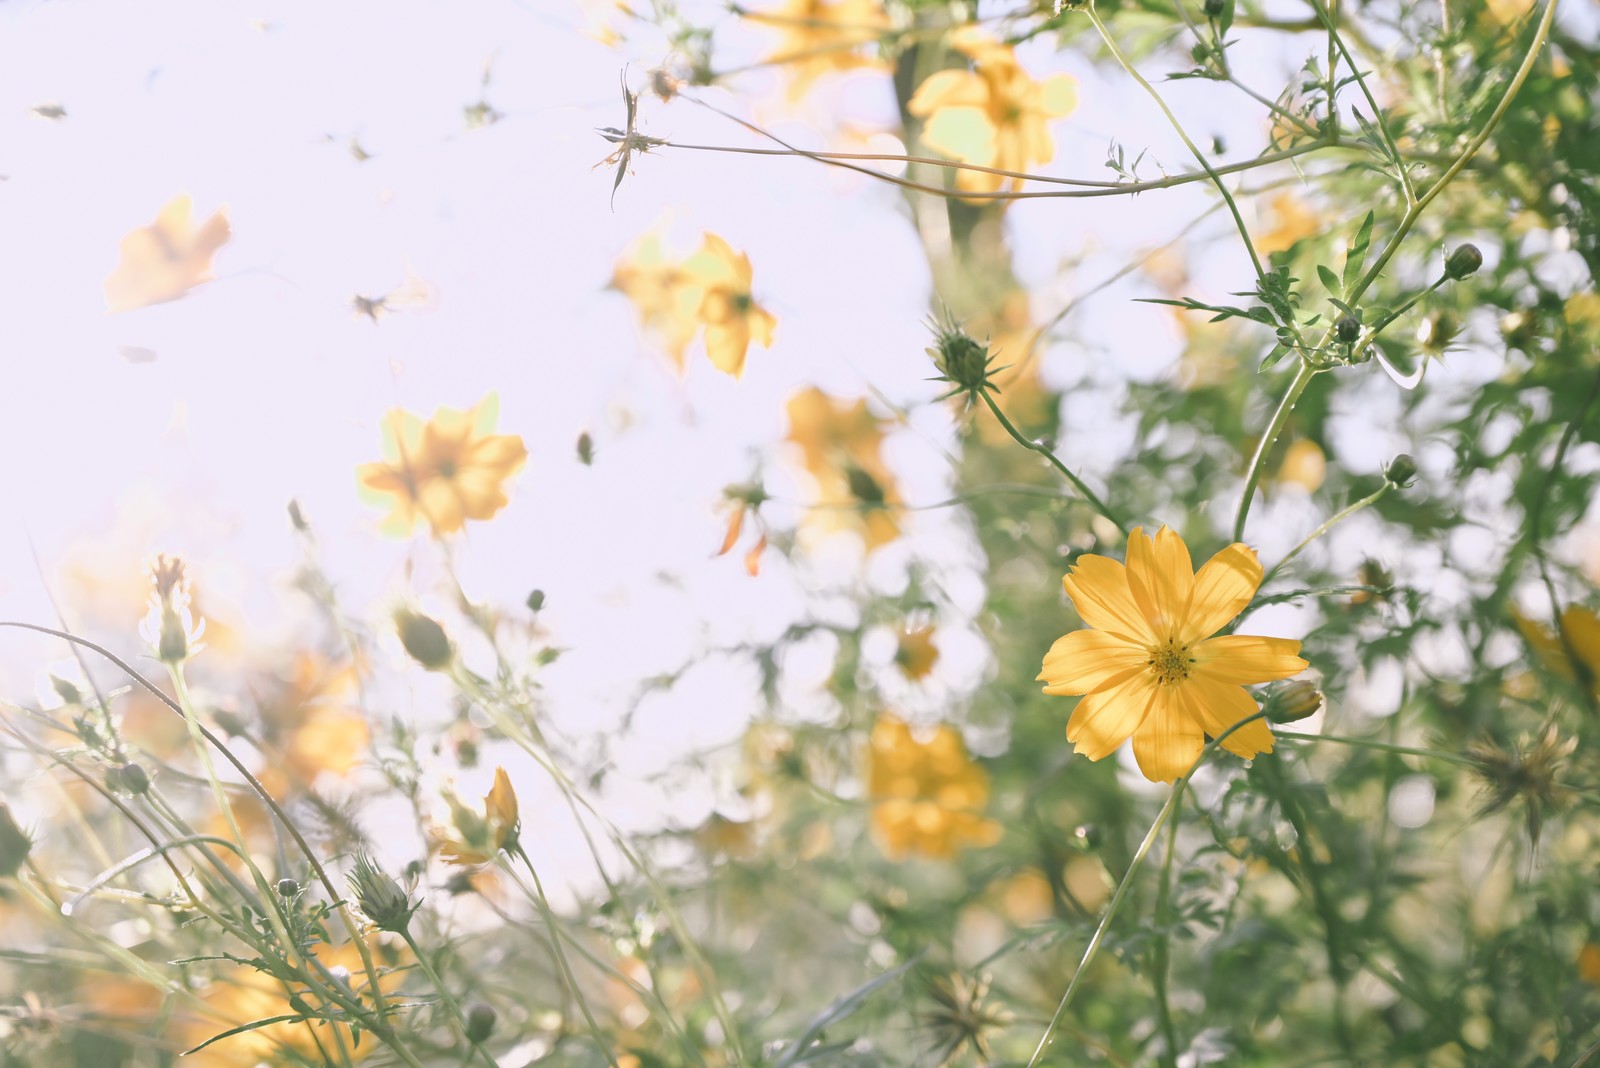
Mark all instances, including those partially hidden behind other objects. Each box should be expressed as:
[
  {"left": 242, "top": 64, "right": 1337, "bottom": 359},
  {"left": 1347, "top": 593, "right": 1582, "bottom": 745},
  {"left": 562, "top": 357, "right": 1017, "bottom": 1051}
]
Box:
[
  {"left": 1511, "top": 605, "right": 1600, "bottom": 695},
  {"left": 680, "top": 234, "right": 778, "bottom": 378},
  {"left": 254, "top": 654, "right": 371, "bottom": 799},
  {"left": 867, "top": 714, "right": 1002, "bottom": 859},
  {"left": 104, "top": 195, "right": 231, "bottom": 312},
  {"left": 1254, "top": 192, "right": 1320, "bottom": 256},
  {"left": 357, "top": 394, "right": 527, "bottom": 537},
  {"left": 611, "top": 233, "right": 699, "bottom": 365},
  {"left": 437, "top": 767, "right": 522, "bottom": 866},
  {"left": 785, "top": 386, "right": 902, "bottom": 550},
  {"left": 907, "top": 29, "right": 1077, "bottom": 196},
  {"left": 1039, "top": 527, "right": 1308, "bottom": 783},
  {"left": 746, "top": 0, "right": 889, "bottom": 101}
]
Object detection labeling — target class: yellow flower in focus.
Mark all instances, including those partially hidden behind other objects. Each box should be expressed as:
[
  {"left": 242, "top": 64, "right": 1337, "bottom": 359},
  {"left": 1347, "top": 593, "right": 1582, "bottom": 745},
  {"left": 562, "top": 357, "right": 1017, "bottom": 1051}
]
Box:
[
  {"left": 437, "top": 767, "right": 522, "bottom": 866},
  {"left": 908, "top": 29, "right": 1077, "bottom": 196},
  {"left": 895, "top": 624, "right": 939, "bottom": 680},
  {"left": 357, "top": 394, "right": 527, "bottom": 537},
  {"left": 867, "top": 714, "right": 1002, "bottom": 859},
  {"left": 680, "top": 234, "right": 778, "bottom": 378},
  {"left": 785, "top": 387, "right": 902, "bottom": 550},
  {"left": 1254, "top": 192, "right": 1319, "bottom": 256},
  {"left": 104, "top": 195, "right": 231, "bottom": 312},
  {"left": 1511, "top": 605, "right": 1600, "bottom": 695},
  {"left": 1039, "top": 526, "right": 1308, "bottom": 783},
  {"left": 747, "top": 0, "right": 889, "bottom": 101}
]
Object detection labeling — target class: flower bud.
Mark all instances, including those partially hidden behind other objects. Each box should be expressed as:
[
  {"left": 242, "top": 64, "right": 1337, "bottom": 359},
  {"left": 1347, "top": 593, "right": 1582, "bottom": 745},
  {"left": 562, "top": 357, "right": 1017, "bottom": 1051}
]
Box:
[
  {"left": 1203, "top": 0, "right": 1224, "bottom": 14},
  {"left": 526, "top": 589, "right": 546, "bottom": 613},
  {"left": 114, "top": 762, "right": 150, "bottom": 795},
  {"left": 395, "top": 609, "right": 454, "bottom": 671},
  {"left": 926, "top": 317, "right": 999, "bottom": 403},
  {"left": 465, "top": 1002, "right": 498, "bottom": 1044},
  {"left": 1384, "top": 453, "right": 1418, "bottom": 488},
  {"left": 0, "top": 802, "right": 33, "bottom": 879},
  {"left": 277, "top": 878, "right": 300, "bottom": 897},
  {"left": 347, "top": 853, "right": 419, "bottom": 933},
  {"left": 287, "top": 499, "right": 308, "bottom": 532},
  {"left": 1335, "top": 315, "right": 1361, "bottom": 344},
  {"left": 1267, "top": 681, "right": 1323, "bottom": 724},
  {"left": 1445, "top": 243, "right": 1483, "bottom": 280},
  {"left": 141, "top": 555, "right": 205, "bottom": 664}
]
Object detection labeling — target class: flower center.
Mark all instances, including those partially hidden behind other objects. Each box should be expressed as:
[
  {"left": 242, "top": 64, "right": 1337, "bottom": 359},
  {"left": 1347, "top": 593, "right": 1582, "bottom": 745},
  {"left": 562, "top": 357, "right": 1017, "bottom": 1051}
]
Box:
[{"left": 1147, "top": 637, "right": 1195, "bottom": 685}]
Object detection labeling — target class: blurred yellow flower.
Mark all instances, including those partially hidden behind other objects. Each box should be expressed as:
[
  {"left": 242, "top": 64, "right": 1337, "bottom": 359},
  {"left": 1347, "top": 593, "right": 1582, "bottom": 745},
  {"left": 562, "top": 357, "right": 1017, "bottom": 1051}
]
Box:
[
  {"left": 681, "top": 234, "right": 778, "bottom": 377},
  {"left": 868, "top": 714, "right": 1002, "bottom": 859},
  {"left": 357, "top": 394, "right": 527, "bottom": 537},
  {"left": 1512, "top": 605, "right": 1600, "bottom": 695},
  {"left": 908, "top": 29, "right": 1076, "bottom": 196},
  {"left": 254, "top": 654, "right": 371, "bottom": 798},
  {"left": 105, "top": 195, "right": 231, "bottom": 312},
  {"left": 785, "top": 386, "right": 902, "bottom": 550},
  {"left": 1039, "top": 526, "right": 1308, "bottom": 783},
  {"left": 1255, "top": 192, "right": 1319, "bottom": 256},
  {"left": 746, "top": 0, "right": 889, "bottom": 101},
  {"left": 1274, "top": 438, "right": 1327, "bottom": 493},
  {"left": 894, "top": 624, "right": 939, "bottom": 680},
  {"left": 613, "top": 233, "right": 776, "bottom": 377},
  {"left": 437, "top": 767, "right": 522, "bottom": 866},
  {"left": 1580, "top": 942, "right": 1600, "bottom": 986}
]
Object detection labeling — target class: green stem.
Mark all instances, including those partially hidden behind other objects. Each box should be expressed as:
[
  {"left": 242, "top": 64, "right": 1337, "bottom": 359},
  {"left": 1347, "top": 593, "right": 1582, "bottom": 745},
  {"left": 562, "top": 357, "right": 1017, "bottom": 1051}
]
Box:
[
  {"left": 1151, "top": 789, "right": 1185, "bottom": 1068},
  {"left": 398, "top": 928, "right": 498, "bottom": 1067},
  {"left": 1233, "top": 360, "right": 1320, "bottom": 541},
  {"left": 979, "top": 387, "right": 1127, "bottom": 534},
  {"left": 1307, "top": 0, "right": 1417, "bottom": 205},
  {"left": 1275, "top": 729, "right": 1480, "bottom": 768},
  {"left": 1262, "top": 483, "right": 1390, "bottom": 586}
]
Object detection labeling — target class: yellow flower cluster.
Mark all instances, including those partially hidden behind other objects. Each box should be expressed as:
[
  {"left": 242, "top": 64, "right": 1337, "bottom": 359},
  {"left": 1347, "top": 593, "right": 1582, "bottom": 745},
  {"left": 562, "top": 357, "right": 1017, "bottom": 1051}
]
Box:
[
  {"left": 908, "top": 29, "right": 1077, "bottom": 197},
  {"left": 612, "top": 233, "right": 777, "bottom": 377},
  {"left": 747, "top": 0, "right": 889, "bottom": 101},
  {"left": 785, "top": 386, "right": 902, "bottom": 551},
  {"left": 357, "top": 394, "right": 527, "bottom": 537},
  {"left": 867, "top": 715, "right": 1002, "bottom": 859}
]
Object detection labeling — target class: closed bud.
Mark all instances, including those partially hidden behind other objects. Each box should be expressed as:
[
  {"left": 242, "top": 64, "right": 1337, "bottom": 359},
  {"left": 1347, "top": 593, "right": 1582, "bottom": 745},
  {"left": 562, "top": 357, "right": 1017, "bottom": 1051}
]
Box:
[
  {"left": 576, "top": 431, "right": 594, "bottom": 466},
  {"left": 465, "top": 1002, "right": 498, "bottom": 1044},
  {"left": 1445, "top": 243, "right": 1483, "bottom": 280},
  {"left": 526, "top": 589, "right": 545, "bottom": 613},
  {"left": 1384, "top": 453, "right": 1418, "bottom": 488},
  {"left": 0, "top": 802, "right": 33, "bottom": 879},
  {"left": 1335, "top": 314, "right": 1361, "bottom": 344},
  {"left": 1203, "top": 0, "right": 1225, "bottom": 14},
  {"left": 926, "top": 316, "right": 999, "bottom": 403},
  {"left": 114, "top": 762, "right": 150, "bottom": 795},
  {"left": 287, "top": 499, "right": 308, "bottom": 532},
  {"left": 395, "top": 609, "right": 454, "bottom": 671},
  {"left": 347, "top": 852, "right": 419, "bottom": 933},
  {"left": 1268, "top": 680, "right": 1323, "bottom": 723},
  {"left": 277, "top": 878, "right": 300, "bottom": 897}
]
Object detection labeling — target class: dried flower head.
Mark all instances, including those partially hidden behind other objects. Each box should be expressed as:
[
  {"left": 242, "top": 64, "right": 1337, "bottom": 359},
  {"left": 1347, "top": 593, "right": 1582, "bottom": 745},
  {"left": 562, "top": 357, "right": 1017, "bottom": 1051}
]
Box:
[
  {"left": 347, "top": 852, "right": 419, "bottom": 933},
  {"left": 917, "top": 972, "right": 1013, "bottom": 1066},
  {"left": 140, "top": 554, "right": 205, "bottom": 663},
  {"left": 1467, "top": 723, "right": 1575, "bottom": 849}
]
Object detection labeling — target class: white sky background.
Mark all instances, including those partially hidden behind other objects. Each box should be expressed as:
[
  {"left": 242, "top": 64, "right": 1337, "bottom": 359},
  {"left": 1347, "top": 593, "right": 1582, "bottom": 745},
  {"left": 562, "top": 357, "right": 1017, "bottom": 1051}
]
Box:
[{"left": 1, "top": 0, "right": 1594, "bottom": 849}]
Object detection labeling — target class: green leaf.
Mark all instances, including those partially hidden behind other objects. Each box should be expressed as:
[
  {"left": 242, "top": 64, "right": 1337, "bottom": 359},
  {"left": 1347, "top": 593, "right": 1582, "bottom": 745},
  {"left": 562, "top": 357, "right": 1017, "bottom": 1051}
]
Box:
[
  {"left": 1317, "top": 264, "right": 1342, "bottom": 297},
  {"left": 773, "top": 958, "right": 921, "bottom": 1068},
  {"left": 1259, "top": 343, "right": 1290, "bottom": 372},
  {"left": 1219, "top": 0, "right": 1237, "bottom": 35},
  {"left": 185, "top": 1016, "right": 308, "bottom": 1055},
  {"left": 1343, "top": 211, "right": 1374, "bottom": 294}
]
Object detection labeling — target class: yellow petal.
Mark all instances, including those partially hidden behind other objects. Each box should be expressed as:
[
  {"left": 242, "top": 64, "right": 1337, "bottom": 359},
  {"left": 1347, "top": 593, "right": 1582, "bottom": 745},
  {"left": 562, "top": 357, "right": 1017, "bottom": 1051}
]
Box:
[
  {"left": 1065, "top": 668, "right": 1156, "bottom": 761},
  {"left": 1062, "top": 554, "right": 1158, "bottom": 643},
  {"left": 1185, "top": 675, "right": 1275, "bottom": 759},
  {"left": 1039, "top": 73, "right": 1077, "bottom": 117},
  {"left": 704, "top": 321, "right": 750, "bottom": 377},
  {"left": 1039, "top": 628, "right": 1147, "bottom": 695},
  {"left": 921, "top": 106, "right": 998, "bottom": 167},
  {"left": 1131, "top": 689, "right": 1205, "bottom": 783},
  {"left": 907, "top": 70, "right": 987, "bottom": 116},
  {"left": 1560, "top": 606, "right": 1600, "bottom": 678},
  {"left": 1124, "top": 526, "right": 1195, "bottom": 635},
  {"left": 486, "top": 767, "right": 519, "bottom": 834},
  {"left": 1192, "top": 634, "right": 1307, "bottom": 685},
  {"left": 1181, "top": 542, "right": 1263, "bottom": 642}
]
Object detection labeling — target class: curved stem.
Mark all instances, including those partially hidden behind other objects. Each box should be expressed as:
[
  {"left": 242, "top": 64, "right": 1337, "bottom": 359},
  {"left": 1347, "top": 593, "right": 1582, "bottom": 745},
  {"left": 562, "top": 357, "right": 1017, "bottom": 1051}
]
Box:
[
  {"left": 398, "top": 928, "right": 498, "bottom": 1068},
  {"left": 1233, "top": 361, "right": 1320, "bottom": 541},
  {"left": 979, "top": 387, "right": 1127, "bottom": 534},
  {"left": 1262, "top": 483, "right": 1390, "bottom": 586}
]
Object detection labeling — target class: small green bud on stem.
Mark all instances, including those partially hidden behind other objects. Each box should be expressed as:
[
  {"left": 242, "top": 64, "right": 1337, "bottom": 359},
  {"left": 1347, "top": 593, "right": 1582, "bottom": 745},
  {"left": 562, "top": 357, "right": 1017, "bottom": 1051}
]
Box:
[
  {"left": 395, "top": 609, "right": 454, "bottom": 671},
  {"left": 1384, "top": 453, "right": 1418, "bottom": 488},
  {"left": 1444, "top": 243, "right": 1483, "bottom": 280}
]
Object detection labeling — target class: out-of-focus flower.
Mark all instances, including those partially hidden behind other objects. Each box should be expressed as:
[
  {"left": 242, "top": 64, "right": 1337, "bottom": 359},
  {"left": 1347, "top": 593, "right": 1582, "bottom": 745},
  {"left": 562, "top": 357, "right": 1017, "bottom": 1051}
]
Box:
[
  {"left": 867, "top": 714, "right": 1002, "bottom": 859},
  {"left": 612, "top": 234, "right": 700, "bottom": 364},
  {"left": 1511, "top": 605, "right": 1600, "bottom": 696},
  {"left": 716, "top": 481, "right": 771, "bottom": 576},
  {"left": 918, "top": 971, "right": 1013, "bottom": 1065},
  {"left": 1467, "top": 724, "right": 1575, "bottom": 849},
  {"left": 785, "top": 387, "right": 902, "bottom": 551},
  {"left": 1039, "top": 526, "right": 1308, "bottom": 783},
  {"left": 254, "top": 655, "right": 371, "bottom": 798},
  {"left": 437, "top": 767, "right": 521, "bottom": 866},
  {"left": 357, "top": 394, "right": 527, "bottom": 537},
  {"left": 745, "top": 0, "right": 889, "bottom": 101},
  {"left": 1274, "top": 438, "right": 1327, "bottom": 493},
  {"left": 680, "top": 234, "right": 778, "bottom": 378},
  {"left": 1254, "top": 192, "right": 1319, "bottom": 256},
  {"left": 1580, "top": 943, "right": 1600, "bottom": 986},
  {"left": 104, "top": 195, "right": 231, "bottom": 312},
  {"left": 895, "top": 624, "right": 939, "bottom": 680},
  {"left": 140, "top": 554, "right": 205, "bottom": 664},
  {"left": 908, "top": 29, "right": 1076, "bottom": 197}
]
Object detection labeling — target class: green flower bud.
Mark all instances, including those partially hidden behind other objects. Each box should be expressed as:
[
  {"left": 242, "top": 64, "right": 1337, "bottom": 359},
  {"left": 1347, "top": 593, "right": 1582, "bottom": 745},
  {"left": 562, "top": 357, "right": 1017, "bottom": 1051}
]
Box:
[
  {"left": 1335, "top": 315, "right": 1361, "bottom": 344},
  {"left": 0, "top": 802, "right": 33, "bottom": 879},
  {"left": 396, "top": 609, "right": 454, "bottom": 672},
  {"left": 926, "top": 316, "right": 1001, "bottom": 403},
  {"left": 465, "top": 1002, "right": 498, "bottom": 1044},
  {"left": 1203, "top": 0, "right": 1225, "bottom": 15},
  {"left": 114, "top": 762, "right": 150, "bottom": 795},
  {"left": 1384, "top": 453, "right": 1418, "bottom": 488},
  {"left": 347, "top": 853, "right": 419, "bottom": 933},
  {"left": 1445, "top": 243, "right": 1483, "bottom": 280},
  {"left": 1267, "top": 680, "right": 1323, "bottom": 724},
  {"left": 526, "top": 589, "right": 546, "bottom": 613},
  {"left": 277, "top": 878, "right": 300, "bottom": 897}
]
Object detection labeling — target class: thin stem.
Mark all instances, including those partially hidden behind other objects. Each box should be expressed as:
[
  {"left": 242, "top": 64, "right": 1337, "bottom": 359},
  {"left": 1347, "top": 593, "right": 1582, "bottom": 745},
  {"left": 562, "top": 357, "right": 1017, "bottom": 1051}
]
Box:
[
  {"left": 1307, "top": 0, "right": 1417, "bottom": 205},
  {"left": 978, "top": 386, "right": 1127, "bottom": 534},
  {"left": 397, "top": 928, "right": 498, "bottom": 1068},
  {"left": 1151, "top": 789, "right": 1185, "bottom": 1068},
  {"left": 1274, "top": 729, "right": 1480, "bottom": 768},
  {"left": 1233, "top": 361, "right": 1320, "bottom": 541},
  {"left": 1262, "top": 483, "right": 1390, "bottom": 586}
]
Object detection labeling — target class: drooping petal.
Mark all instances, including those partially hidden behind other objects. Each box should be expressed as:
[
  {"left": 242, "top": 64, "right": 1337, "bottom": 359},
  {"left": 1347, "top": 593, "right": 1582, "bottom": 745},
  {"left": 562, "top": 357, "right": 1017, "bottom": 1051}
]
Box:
[
  {"left": 1062, "top": 554, "right": 1158, "bottom": 643},
  {"left": 1038, "top": 628, "right": 1148, "bottom": 695},
  {"left": 1185, "top": 675, "right": 1275, "bottom": 759},
  {"left": 1065, "top": 668, "right": 1157, "bottom": 761},
  {"left": 1131, "top": 689, "right": 1206, "bottom": 783},
  {"left": 1181, "top": 542, "right": 1263, "bottom": 642},
  {"left": 1192, "top": 634, "right": 1307, "bottom": 685}
]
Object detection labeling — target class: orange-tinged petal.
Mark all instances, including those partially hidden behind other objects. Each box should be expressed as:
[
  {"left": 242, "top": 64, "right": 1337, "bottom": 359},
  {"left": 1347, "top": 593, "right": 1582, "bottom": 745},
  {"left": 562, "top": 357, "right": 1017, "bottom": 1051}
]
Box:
[
  {"left": 704, "top": 320, "right": 750, "bottom": 377},
  {"left": 1131, "top": 689, "right": 1205, "bottom": 783},
  {"left": 1066, "top": 668, "right": 1156, "bottom": 761},
  {"left": 1181, "top": 542, "right": 1263, "bottom": 642},
  {"left": 1039, "top": 628, "right": 1147, "bottom": 695},
  {"left": 1185, "top": 675, "right": 1275, "bottom": 759},
  {"left": 744, "top": 533, "right": 767, "bottom": 576},
  {"left": 1192, "top": 634, "right": 1307, "bottom": 685},
  {"left": 486, "top": 767, "right": 519, "bottom": 836},
  {"left": 717, "top": 507, "right": 745, "bottom": 557},
  {"left": 1062, "top": 554, "right": 1158, "bottom": 643}
]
